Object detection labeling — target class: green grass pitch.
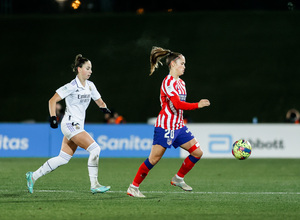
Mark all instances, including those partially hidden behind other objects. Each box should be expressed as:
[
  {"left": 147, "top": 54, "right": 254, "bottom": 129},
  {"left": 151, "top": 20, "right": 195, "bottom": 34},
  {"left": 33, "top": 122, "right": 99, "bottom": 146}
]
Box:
[{"left": 0, "top": 158, "right": 299, "bottom": 220}]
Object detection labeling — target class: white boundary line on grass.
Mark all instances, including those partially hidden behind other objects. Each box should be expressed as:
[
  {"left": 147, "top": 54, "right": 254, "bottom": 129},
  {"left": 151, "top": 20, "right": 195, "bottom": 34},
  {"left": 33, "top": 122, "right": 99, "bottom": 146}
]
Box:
[
  {"left": 15, "top": 190, "right": 300, "bottom": 195},
  {"left": 112, "top": 191, "right": 300, "bottom": 195}
]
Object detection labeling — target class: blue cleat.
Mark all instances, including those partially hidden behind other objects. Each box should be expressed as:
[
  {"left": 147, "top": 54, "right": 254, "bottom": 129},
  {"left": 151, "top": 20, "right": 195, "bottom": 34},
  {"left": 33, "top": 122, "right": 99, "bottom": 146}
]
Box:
[
  {"left": 91, "top": 185, "right": 111, "bottom": 194},
  {"left": 26, "top": 172, "right": 35, "bottom": 194}
]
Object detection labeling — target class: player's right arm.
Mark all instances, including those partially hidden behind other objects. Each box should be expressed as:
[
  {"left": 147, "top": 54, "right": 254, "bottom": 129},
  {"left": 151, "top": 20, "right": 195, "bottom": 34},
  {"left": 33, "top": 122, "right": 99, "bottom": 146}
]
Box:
[
  {"left": 51, "top": 81, "right": 76, "bottom": 116},
  {"left": 48, "top": 93, "right": 62, "bottom": 128},
  {"left": 49, "top": 93, "right": 62, "bottom": 117}
]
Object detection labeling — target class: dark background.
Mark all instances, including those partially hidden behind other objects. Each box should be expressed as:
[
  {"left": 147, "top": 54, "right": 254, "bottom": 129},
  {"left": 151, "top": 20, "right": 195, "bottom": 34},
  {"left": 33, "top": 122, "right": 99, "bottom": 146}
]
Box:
[
  {"left": 0, "top": 0, "right": 299, "bottom": 123},
  {"left": 1, "top": 0, "right": 299, "bottom": 13}
]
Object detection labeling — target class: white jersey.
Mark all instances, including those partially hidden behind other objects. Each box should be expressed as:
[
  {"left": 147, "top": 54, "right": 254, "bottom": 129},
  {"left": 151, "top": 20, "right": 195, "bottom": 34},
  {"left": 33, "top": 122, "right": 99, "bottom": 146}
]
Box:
[{"left": 56, "top": 76, "right": 101, "bottom": 122}]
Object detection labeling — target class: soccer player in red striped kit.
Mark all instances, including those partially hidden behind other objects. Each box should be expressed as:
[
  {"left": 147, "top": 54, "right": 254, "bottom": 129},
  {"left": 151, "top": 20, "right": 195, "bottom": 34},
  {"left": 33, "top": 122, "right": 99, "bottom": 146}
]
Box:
[{"left": 127, "top": 47, "right": 210, "bottom": 197}]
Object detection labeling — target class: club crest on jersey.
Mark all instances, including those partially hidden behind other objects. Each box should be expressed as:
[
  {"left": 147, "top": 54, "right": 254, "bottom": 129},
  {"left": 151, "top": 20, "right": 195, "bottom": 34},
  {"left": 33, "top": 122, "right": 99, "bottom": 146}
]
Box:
[
  {"left": 167, "top": 138, "right": 172, "bottom": 145},
  {"left": 89, "top": 86, "right": 92, "bottom": 91},
  {"left": 166, "top": 85, "right": 173, "bottom": 93}
]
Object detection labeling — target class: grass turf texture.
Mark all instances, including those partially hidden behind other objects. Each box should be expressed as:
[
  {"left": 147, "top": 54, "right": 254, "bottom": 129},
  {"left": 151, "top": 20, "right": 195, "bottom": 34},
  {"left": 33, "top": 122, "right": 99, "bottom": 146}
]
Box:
[{"left": 0, "top": 158, "right": 299, "bottom": 220}]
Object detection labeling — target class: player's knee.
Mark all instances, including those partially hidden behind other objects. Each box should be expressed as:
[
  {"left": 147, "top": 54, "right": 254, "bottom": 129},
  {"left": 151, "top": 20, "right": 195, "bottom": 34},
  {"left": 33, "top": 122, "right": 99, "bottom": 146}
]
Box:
[
  {"left": 188, "top": 142, "right": 203, "bottom": 158},
  {"left": 193, "top": 148, "right": 203, "bottom": 158},
  {"left": 148, "top": 155, "right": 161, "bottom": 165},
  {"left": 87, "top": 142, "right": 101, "bottom": 164},
  {"left": 190, "top": 146, "right": 203, "bottom": 158},
  {"left": 91, "top": 146, "right": 101, "bottom": 159}
]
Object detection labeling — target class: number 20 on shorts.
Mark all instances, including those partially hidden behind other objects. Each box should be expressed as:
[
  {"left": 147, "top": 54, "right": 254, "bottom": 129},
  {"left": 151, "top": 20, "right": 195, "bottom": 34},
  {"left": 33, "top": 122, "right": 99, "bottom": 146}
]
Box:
[{"left": 164, "top": 129, "right": 174, "bottom": 139}]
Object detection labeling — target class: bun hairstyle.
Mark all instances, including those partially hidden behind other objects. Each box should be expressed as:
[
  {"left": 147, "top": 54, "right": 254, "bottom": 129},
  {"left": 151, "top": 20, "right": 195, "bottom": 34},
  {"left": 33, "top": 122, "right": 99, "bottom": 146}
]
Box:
[
  {"left": 72, "top": 54, "right": 89, "bottom": 73},
  {"left": 149, "top": 46, "right": 181, "bottom": 76}
]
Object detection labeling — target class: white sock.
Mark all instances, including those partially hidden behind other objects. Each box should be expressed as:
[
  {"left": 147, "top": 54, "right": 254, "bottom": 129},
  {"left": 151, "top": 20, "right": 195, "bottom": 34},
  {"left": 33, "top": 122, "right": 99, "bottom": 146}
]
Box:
[
  {"left": 176, "top": 174, "right": 184, "bottom": 180},
  {"left": 32, "top": 151, "right": 72, "bottom": 181},
  {"left": 130, "top": 184, "right": 138, "bottom": 189},
  {"left": 87, "top": 142, "right": 101, "bottom": 188}
]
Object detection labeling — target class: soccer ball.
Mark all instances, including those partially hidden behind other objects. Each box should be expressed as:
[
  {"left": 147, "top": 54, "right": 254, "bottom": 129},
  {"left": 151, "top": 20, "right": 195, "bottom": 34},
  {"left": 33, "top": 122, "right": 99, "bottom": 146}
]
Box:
[{"left": 232, "top": 139, "right": 252, "bottom": 160}]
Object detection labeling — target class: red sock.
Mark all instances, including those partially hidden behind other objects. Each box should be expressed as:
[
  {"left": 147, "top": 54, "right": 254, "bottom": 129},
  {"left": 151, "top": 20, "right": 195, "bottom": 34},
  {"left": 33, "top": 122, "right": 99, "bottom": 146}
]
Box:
[
  {"left": 177, "top": 155, "right": 200, "bottom": 178},
  {"left": 132, "top": 159, "right": 153, "bottom": 187}
]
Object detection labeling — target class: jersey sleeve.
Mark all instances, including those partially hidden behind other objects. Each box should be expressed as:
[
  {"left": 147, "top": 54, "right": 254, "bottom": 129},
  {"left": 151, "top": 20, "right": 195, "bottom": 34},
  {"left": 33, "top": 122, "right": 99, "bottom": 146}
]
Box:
[
  {"left": 163, "top": 79, "right": 179, "bottom": 98},
  {"left": 163, "top": 79, "right": 198, "bottom": 111},
  {"left": 56, "top": 83, "right": 76, "bottom": 99},
  {"left": 89, "top": 81, "right": 101, "bottom": 101},
  {"left": 170, "top": 95, "right": 198, "bottom": 110}
]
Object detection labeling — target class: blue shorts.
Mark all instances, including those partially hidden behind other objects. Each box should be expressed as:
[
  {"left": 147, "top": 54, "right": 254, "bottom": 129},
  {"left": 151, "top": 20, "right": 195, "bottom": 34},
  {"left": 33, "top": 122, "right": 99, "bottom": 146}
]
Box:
[{"left": 152, "top": 126, "right": 195, "bottom": 149}]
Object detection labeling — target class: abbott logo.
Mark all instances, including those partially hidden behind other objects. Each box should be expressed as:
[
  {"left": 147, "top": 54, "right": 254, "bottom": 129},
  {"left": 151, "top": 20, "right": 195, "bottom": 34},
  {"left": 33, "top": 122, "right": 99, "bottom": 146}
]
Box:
[{"left": 208, "top": 134, "right": 232, "bottom": 153}]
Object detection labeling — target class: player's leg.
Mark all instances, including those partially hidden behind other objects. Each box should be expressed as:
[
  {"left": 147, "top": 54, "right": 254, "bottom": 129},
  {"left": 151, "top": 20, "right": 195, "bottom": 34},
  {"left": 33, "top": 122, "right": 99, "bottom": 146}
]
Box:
[
  {"left": 127, "top": 144, "right": 166, "bottom": 198},
  {"left": 132, "top": 144, "right": 166, "bottom": 187},
  {"left": 26, "top": 137, "right": 76, "bottom": 194},
  {"left": 177, "top": 138, "right": 203, "bottom": 178},
  {"left": 171, "top": 127, "right": 203, "bottom": 191},
  {"left": 71, "top": 131, "right": 110, "bottom": 194}
]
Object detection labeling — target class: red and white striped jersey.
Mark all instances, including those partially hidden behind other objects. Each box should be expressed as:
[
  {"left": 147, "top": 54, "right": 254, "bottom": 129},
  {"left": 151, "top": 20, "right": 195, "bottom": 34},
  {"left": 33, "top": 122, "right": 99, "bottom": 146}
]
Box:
[{"left": 155, "top": 74, "right": 197, "bottom": 130}]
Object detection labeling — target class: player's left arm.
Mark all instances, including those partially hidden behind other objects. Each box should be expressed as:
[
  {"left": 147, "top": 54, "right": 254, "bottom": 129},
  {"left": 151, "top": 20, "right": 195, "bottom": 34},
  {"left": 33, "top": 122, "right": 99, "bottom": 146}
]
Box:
[
  {"left": 95, "top": 98, "right": 111, "bottom": 113},
  {"left": 170, "top": 95, "right": 210, "bottom": 110},
  {"left": 94, "top": 97, "right": 106, "bottom": 108},
  {"left": 166, "top": 80, "right": 210, "bottom": 110},
  {"left": 90, "top": 81, "right": 111, "bottom": 114},
  {"left": 165, "top": 81, "right": 198, "bottom": 110},
  {"left": 170, "top": 94, "right": 199, "bottom": 110}
]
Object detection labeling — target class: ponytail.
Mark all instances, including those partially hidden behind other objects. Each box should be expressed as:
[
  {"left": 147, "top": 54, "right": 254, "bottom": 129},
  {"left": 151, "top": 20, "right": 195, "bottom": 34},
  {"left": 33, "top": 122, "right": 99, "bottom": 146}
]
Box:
[
  {"left": 71, "top": 54, "right": 89, "bottom": 74},
  {"left": 149, "top": 46, "right": 181, "bottom": 76}
]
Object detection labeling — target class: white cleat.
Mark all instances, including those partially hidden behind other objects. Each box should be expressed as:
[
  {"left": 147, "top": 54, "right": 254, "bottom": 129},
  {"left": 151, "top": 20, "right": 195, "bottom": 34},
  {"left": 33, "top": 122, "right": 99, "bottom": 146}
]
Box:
[
  {"left": 127, "top": 184, "right": 146, "bottom": 198},
  {"left": 171, "top": 175, "right": 193, "bottom": 191}
]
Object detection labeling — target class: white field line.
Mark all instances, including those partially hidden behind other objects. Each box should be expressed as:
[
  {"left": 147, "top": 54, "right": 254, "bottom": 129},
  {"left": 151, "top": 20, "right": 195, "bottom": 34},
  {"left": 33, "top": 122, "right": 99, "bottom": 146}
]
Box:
[
  {"left": 1, "top": 190, "right": 298, "bottom": 195},
  {"left": 111, "top": 191, "right": 300, "bottom": 195}
]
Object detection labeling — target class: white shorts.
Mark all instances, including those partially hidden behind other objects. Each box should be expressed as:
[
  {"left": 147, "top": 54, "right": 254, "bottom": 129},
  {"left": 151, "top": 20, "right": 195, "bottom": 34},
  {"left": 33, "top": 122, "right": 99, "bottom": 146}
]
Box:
[{"left": 61, "top": 118, "right": 85, "bottom": 140}]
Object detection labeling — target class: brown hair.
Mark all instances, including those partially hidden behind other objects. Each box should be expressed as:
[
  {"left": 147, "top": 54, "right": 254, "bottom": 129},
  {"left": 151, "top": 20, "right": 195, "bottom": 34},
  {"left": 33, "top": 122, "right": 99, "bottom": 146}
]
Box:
[
  {"left": 149, "top": 46, "right": 181, "bottom": 76},
  {"left": 72, "top": 54, "right": 89, "bottom": 73}
]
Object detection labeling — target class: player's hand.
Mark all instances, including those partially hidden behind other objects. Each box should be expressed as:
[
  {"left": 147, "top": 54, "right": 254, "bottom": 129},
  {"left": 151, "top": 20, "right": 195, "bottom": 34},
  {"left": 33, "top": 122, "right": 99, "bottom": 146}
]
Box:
[
  {"left": 198, "top": 99, "right": 210, "bottom": 108},
  {"left": 49, "top": 116, "right": 58, "bottom": 129},
  {"left": 100, "top": 107, "right": 111, "bottom": 114}
]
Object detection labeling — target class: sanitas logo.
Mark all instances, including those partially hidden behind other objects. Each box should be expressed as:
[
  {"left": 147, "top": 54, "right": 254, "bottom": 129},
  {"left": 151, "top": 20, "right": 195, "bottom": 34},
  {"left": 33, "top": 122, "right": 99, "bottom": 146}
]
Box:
[
  {"left": 97, "top": 135, "right": 152, "bottom": 151},
  {"left": 248, "top": 139, "right": 284, "bottom": 149},
  {"left": 0, "top": 135, "right": 29, "bottom": 150}
]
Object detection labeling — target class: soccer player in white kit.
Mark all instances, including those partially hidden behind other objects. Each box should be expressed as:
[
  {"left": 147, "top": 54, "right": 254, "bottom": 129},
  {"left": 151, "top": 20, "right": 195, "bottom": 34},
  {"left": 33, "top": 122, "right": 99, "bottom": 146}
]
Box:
[
  {"left": 127, "top": 47, "right": 210, "bottom": 197},
  {"left": 26, "top": 54, "right": 111, "bottom": 194}
]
